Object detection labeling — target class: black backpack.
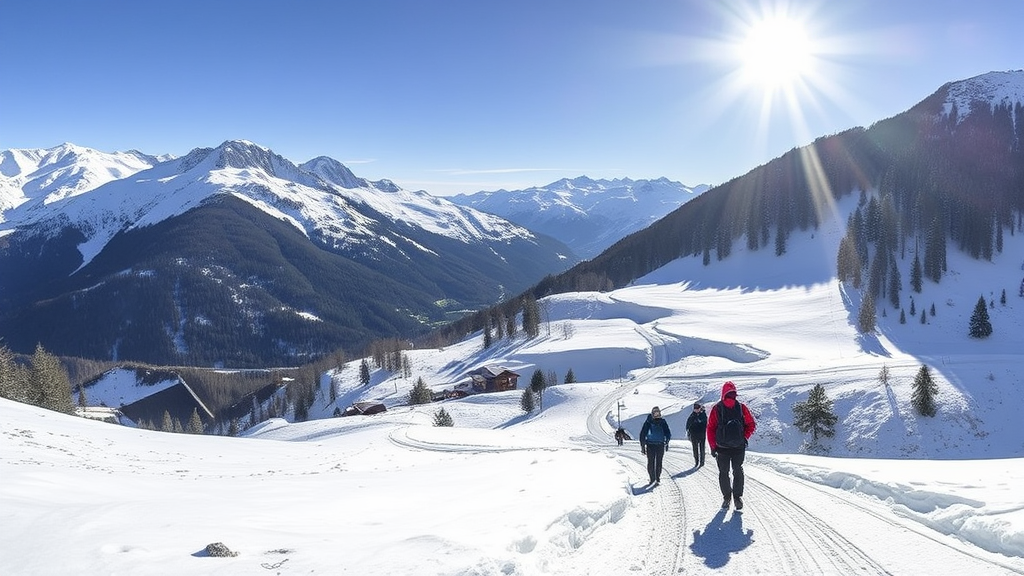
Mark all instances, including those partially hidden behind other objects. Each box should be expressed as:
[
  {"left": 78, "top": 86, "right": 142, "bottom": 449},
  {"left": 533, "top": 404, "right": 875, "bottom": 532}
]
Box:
[{"left": 716, "top": 402, "right": 746, "bottom": 449}]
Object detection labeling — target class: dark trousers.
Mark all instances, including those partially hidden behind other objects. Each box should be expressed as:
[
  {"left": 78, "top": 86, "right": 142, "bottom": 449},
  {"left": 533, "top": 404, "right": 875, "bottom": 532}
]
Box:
[
  {"left": 690, "top": 437, "right": 706, "bottom": 466},
  {"left": 645, "top": 443, "right": 665, "bottom": 483},
  {"left": 715, "top": 448, "right": 745, "bottom": 499}
]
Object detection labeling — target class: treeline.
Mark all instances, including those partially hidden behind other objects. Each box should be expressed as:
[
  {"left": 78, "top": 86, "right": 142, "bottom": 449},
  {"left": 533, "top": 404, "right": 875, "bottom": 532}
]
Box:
[{"left": 0, "top": 344, "right": 75, "bottom": 415}]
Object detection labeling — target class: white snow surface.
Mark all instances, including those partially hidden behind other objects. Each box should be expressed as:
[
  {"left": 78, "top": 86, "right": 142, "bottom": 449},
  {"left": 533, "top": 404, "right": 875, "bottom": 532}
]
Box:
[{"left": 3, "top": 187, "right": 1023, "bottom": 573}]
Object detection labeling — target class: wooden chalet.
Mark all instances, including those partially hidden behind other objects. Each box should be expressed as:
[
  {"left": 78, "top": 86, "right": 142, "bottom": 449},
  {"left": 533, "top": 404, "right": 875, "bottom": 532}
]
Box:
[{"left": 467, "top": 365, "right": 520, "bottom": 393}]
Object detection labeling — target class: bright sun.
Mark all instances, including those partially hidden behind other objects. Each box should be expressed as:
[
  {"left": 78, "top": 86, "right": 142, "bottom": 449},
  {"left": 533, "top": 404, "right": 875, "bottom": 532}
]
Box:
[{"left": 738, "top": 16, "right": 815, "bottom": 90}]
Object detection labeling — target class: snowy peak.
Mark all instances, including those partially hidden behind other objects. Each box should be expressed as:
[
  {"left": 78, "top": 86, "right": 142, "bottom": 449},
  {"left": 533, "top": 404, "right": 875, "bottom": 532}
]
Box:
[
  {"left": 938, "top": 69, "right": 1024, "bottom": 121},
  {"left": 450, "top": 177, "right": 709, "bottom": 258},
  {"left": 0, "top": 143, "right": 164, "bottom": 216},
  {"left": 300, "top": 156, "right": 365, "bottom": 189}
]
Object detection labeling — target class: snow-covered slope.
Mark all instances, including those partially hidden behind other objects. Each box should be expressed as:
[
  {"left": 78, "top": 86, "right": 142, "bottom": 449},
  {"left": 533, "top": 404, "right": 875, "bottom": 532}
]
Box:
[
  {"left": 938, "top": 69, "right": 1024, "bottom": 120},
  {"left": 451, "top": 176, "right": 709, "bottom": 258},
  {"left": 0, "top": 143, "right": 168, "bottom": 223}
]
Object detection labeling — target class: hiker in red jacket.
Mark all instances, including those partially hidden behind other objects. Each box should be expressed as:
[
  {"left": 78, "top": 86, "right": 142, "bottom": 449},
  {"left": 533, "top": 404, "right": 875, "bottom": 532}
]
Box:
[{"left": 706, "top": 381, "right": 756, "bottom": 510}]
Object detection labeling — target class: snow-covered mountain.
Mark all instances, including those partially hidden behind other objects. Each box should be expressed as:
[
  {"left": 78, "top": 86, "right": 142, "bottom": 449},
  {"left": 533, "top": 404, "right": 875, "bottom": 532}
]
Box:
[
  {"left": 450, "top": 176, "right": 709, "bottom": 258},
  {"left": 0, "top": 143, "right": 169, "bottom": 220},
  {"left": 0, "top": 140, "right": 563, "bottom": 270},
  {"left": 0, "top": 140, "right": 577, "bottom": 366}
]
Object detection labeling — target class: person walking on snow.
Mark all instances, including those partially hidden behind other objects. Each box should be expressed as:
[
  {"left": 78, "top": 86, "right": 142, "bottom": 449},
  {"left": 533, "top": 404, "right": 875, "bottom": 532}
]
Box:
[
  {"left": 707, "top": 381, "right": 756, "bottom": 510},
  {"left": 639, "top": 406, "right": 671, "bottom": 486},
  {"left": 685, "top": 402, "right": 708, "bottom": 467}
]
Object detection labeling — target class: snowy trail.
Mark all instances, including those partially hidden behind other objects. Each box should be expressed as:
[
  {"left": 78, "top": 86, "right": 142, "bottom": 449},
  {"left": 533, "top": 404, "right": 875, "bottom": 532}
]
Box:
[
  {"left": 573, "top": 367, "right": 1024, "bottom": 575},
  {"left": 609, "top": 448, "right": 1024, "bottom": 576}
]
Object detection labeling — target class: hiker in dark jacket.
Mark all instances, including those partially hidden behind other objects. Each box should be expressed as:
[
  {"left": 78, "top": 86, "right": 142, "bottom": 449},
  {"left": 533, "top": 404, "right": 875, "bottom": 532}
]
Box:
[
  {"left": 685, "top": 402, "right": 708, "bottom": 467},
  {"left": 639, "top": 406, "right": 671, "bottom": 485},
  {"left": 707, "top": 381, "right": 756, "bottom": 510}
]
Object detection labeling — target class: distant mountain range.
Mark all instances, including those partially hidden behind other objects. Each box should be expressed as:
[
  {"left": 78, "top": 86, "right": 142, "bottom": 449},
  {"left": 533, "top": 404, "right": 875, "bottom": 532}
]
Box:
[
  {"left": 0, "top": 141, "right": 581, "bottom": 366},
  {"left": 450, "top": 177, "right": 708, "bottom": 258},
  {"left": 0, "top": 140, "right": 705, "bottom": 367}
]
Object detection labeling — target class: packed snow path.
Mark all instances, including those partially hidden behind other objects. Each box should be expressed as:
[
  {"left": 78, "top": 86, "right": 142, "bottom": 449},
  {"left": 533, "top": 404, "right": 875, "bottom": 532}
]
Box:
[{"left": 584, "top": 381, "right": 1023, "bottom": 575}]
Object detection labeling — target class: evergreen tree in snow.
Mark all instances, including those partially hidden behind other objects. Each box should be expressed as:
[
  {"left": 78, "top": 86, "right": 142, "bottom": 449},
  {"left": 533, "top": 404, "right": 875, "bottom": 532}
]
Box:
[
  {"left": 911, "top": 365, "right": 938, "bottom": 417},
  {"left": 162, "top": 410, "right": 174, "bottom": 432},
  {"left": 899, "top": 309, "right": 906, "bottom": 324},
  {"left": 29, "top": 344, "right": 73, "bottom": 415},
  {"left": 857, "top": 292, "right": 876, "bottom": 333},
  {"left": 530, "top": 369, "right": 547, "bottom": 410},
  {"left": 1001, "top": 289, "right": 1006, "bottom": 306},
  {"left": 520, "top": 388, "right": 536, "bottom": 413},
  {"left": 0, "top": 345, "right": 20, "bottom": 402},
  {"left": 792, "top": 383, "right": 838, "bottom": 441},
  {"left": 186, "top": 408, "right": 204, "bottom": 434},
  {"left": 433, "top": 407, "right": 454, "bottom": 427},
  {"left": 968, "top": 295, "right": 993, "bottom": 338},
  {"left": 408, "top": 377, "right": 433, "bottom": 405},
  {"left": 878, "top": 365, "right": 891, "bottom": 388},
  {"left": 359, "top": 358, "right": 371, "bottom": 386},
  {"left": 910, "top": 252, "right": 923, "bottom": 293},
  {"left": 564, "top": 368, "right": 576, "bottom": 384}
]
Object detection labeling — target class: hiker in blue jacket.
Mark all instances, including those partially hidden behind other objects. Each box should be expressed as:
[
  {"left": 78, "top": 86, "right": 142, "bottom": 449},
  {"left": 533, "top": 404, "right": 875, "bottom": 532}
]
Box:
[{"left": 639, "top": 406, "right": 672, "bottom": 485}]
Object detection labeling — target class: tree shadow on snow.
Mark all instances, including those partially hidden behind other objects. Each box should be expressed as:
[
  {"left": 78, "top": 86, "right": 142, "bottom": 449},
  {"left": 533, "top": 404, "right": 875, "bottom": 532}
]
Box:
[{"left": 689, "top": 509, "right": 753, "bottom": 569}]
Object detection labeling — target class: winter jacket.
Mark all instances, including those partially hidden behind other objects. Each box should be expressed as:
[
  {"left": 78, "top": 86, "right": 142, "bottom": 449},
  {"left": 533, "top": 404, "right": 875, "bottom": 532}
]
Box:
[
  {"left": 686, "top": 411, "right": 708, "bottom": 441},
  {"left": 706, "top": 381, "right": 756, "bottom": 452},
  {"left": 639, "top": 415, "right": 671, "bottom": 446}
]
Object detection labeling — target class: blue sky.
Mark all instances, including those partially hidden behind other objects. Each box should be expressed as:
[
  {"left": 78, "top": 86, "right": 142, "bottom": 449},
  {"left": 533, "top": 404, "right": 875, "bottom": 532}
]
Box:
[{"left": 2, "top": 0, "right": 1021, "bottom": 196}]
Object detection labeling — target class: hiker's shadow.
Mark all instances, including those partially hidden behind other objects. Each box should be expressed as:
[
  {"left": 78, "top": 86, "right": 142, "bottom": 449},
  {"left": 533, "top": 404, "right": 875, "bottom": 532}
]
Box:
[
  {"left": 631, "top": 482, "right": 656, "bottom": 495},
  {"left": 671, "top": 467, "right": 700, "bottom": 480},
  {"left": 689, "top": 509, "right": 754, "bottom": 568}
]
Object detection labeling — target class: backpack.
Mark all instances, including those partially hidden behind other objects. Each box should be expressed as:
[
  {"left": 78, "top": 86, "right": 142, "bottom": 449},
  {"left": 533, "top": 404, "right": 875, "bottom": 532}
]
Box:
[{"left": 715, "top": 402, "right": 746, "bottom": 449}]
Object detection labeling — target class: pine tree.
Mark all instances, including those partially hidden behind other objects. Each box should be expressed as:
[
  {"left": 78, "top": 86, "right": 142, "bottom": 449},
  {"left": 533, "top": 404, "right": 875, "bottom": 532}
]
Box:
[
  {"left": 520, "top": 388, "right": 535, "bottom": 413},
  {"left": 911, "top": 365, "right": 938, "bottom": 417},
  {"left": 228, "top": 419, "right": 240, "bottom": 437},
  {"left": 433, "top": 407, "right": 454, "bottom": 427},
  {"left": 408, "top": 377, "right": 433, "bottom": 405},
  {"left": 530, "top": 369, "right": 547, "bottom": 410},
  {"left": 888, "top": 259, "right": 901, "bottom": 309},
  {"left": 899, "top": 309, "right": 906, "bottom": 324},
  {"left": 522, "top": 295, "right": 541, "bottom": 338},
  {"left": 186, "top": 408, "right": 204, "bottom": 434},
  {"left": 857, "top": 292, "right": 876, "bottom": 333},
  {"left": 792, "top": 383, "right": 838, "bottom": 441},
  {"left": 162, "top": 410, "right": 174, "bottom": 432},
  {"left": 29, "top": 344, "right": 74, "bottom": 415},
  {"left": 1001, "top": 289, "right": 1007, "bottom": 305},
  {"left": 483, "top": 323, "right": 493, "bottom": 349},
  {"left": 910, "top": 252, "right": 923, "bottom": 293},
  {"left": 0, "top": 345, "right": 18, "bottom": 401},
  {"left": 359, "top": 359, "right": 371, "bottom": 386},
  {"left": 564, "top": 368, "right": 576, "bottom": 384},
  {"left": 878, "top": 365, "right": 891, "bottom": 388},
  {"left": 968, "top": 295, "right": 993, "bottom": 338}
]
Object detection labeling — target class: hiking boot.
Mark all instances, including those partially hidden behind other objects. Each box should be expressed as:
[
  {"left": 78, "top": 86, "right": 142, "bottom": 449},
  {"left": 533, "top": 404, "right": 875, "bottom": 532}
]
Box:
[
  {"left": 734, "top": 495, "right": 744, "bottom": 510},
  {"left": 721, "top": 498, "right": 730, "bottom": 509}
]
